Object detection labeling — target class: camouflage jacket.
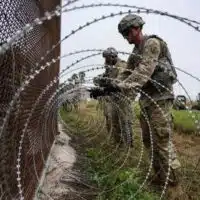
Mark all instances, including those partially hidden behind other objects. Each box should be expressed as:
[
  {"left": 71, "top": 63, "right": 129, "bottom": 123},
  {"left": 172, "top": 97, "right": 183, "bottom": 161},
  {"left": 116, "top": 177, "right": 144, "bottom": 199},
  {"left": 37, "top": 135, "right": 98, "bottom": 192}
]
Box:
[
  {"left": 122, "top": 35, "right": 175, "bottom": 107},
  {"left": 93, "top": 58, "right": 127, "bottom": 87}
]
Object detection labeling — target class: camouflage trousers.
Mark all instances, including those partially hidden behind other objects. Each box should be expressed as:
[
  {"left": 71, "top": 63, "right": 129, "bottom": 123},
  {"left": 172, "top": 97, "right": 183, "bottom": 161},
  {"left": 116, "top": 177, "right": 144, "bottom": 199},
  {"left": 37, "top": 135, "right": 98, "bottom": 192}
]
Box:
[
  {"left": 104, "top": 97, "right": 133, "bottom": 146},
  {"left": 139, "top": 99, "right": 181, "bottom": 185}
]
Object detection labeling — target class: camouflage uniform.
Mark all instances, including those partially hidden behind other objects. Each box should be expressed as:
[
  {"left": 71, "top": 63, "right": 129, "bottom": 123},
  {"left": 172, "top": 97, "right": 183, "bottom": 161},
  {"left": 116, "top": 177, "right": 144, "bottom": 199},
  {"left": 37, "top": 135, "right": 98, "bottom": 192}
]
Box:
[
  {"left": 94, "top": 54, "right": 133, "bottom": 145},
  {"left": 118, "top": 14, "right": 181, "bottom": 185}
]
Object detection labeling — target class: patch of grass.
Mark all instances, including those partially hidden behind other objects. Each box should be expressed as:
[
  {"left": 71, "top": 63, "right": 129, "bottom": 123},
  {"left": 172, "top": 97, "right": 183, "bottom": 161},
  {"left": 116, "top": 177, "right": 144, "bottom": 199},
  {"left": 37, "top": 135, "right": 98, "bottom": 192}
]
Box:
[
  {"left": 59, "top": 107, "right": 76, "bottom": 123},
  {"left": 172, "top": 110, "right": 200, "bottom": 134},
  {"left": 61, "top": 101, "right": 200, "bottom": 200},
  {"left": 133, "top": 102, "right": 200, "bottom": 135},
  {"left": 86, "top": 147, "right": 158, "bottom": 200},
  {"left": 86, "top": 100, "right": 97, "bottom": 108},
  {"left": 60, "top": 103, "right": 159, "bottom": 200},
  {"left": 132, "top": 102, "right": 140, "bottom": 118}
]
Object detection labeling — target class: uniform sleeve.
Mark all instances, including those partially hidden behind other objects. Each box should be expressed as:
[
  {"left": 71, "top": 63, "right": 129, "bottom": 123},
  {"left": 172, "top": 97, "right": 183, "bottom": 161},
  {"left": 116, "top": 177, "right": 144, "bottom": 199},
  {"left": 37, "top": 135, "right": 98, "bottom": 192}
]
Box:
[
  {"left": 122, "top": 38, "right": 161, "bottom": 89},
  {"left": 94, "top": 66, "right": 113, "bottom": 87},
  {"left": 116, "top": 61, "right": 128, "bottom": 81}
]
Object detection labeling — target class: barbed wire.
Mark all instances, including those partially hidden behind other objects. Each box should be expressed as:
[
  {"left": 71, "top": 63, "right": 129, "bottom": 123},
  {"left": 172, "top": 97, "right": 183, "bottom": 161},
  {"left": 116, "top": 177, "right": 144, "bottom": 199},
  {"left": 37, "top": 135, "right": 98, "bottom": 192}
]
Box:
[
  {"left": 63, "top": 3, "right": 200, "bottom": 25},
  {"left": 1, "top": 1, "right": 200, "bottom": 199},
  {"left": 1, "top": 4, "right": 200, "bottom": 57},
  {"left": 17, "top": 71, "right": 180, "bottom": 199},
  {"left": 1, "top": 44, "right": 199, "bottom": 198},
  {"left": 1, "top": 50, "right": 199, "bottom": 198}
]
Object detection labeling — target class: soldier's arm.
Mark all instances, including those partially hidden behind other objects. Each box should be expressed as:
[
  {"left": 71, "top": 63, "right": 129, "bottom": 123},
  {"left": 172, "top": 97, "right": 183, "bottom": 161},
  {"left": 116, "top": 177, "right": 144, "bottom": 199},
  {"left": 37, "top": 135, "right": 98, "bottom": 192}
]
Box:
[
  {"left": 93, "top": 66, "right": 109, "bottom": 86},
  {"left": 98, "top": 66, "right": 114, "bottom": 87},
  {"left": 93, "top": 76, "right": 101, "bottom": 86},
  {"left": 122, "top": 38, "right": 161, "bottom": 89},
  {"left": 116, "top": 60, "right": 128, "bottom": 81}
]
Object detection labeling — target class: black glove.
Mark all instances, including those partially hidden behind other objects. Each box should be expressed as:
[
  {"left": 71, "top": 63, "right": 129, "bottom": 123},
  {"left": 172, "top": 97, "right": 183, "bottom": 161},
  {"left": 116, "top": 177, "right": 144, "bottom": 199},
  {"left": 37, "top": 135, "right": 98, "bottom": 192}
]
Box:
[
  {"left": 87, "top": 87, "right": 105, "bottom": 99},
  {"left": 103, "top": 85, "right": 121, "bottom": 95},
  {"left": 87, "top": 85, "right": 121, "bottom": 99}
]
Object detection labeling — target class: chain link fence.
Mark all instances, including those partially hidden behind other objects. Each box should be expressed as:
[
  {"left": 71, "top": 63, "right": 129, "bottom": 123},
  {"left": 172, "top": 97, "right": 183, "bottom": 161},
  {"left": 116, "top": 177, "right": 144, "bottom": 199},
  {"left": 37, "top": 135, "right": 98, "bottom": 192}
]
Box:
[
  {"left": 1, "top": 0, "right": 200, "bottom": 199},
  {"left": 0, "top": 0, "right": 60, "bottom": 199}
]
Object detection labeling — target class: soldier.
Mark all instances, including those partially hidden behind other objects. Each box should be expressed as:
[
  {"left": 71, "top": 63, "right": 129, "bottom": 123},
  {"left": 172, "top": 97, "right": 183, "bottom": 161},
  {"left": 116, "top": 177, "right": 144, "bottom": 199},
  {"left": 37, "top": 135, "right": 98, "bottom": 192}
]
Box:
[
  {"left": 117, "top": 14, "right": 182, "bottom": 198},
  {"left": 93, "top": 47, "right": 133, "bottom": 146}
]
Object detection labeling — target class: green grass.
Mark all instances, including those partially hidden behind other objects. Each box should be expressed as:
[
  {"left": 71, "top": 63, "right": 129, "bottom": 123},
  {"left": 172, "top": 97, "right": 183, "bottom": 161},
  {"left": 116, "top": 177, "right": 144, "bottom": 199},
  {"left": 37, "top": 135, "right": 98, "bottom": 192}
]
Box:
[
  {"left": 132, "top": 102, "right": 200, "bottom": 134},
  {"left": 61, "top": 100, "right": 200, "bottom": 136},
  {"left": 60, "top": 102, "right": 159, "bottom": 200},
  {"left": 172, "top": 110, "right": 200, "bottom": 134},
  {"left": 86, "top": 100, "right": 97, "bottom": 108},
  {"left": 86, "top": 146, "right": 158, "bottom": 200},
  {"left": 60, "top": 100, "right": 200, "bottom": 200},
  {"left": 60, "top": 107, "right": 77, "bottom": 125}
]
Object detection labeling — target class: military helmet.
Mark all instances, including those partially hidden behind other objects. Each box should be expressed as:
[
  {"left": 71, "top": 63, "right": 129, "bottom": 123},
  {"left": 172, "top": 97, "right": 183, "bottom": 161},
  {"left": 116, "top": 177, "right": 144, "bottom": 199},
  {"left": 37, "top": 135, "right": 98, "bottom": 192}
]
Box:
[
  {"left": 102, "top": 47, "right": 118, "bottom": 58},
  {"left": 118, "top": 14, "right": 145, "bottom": 35}
]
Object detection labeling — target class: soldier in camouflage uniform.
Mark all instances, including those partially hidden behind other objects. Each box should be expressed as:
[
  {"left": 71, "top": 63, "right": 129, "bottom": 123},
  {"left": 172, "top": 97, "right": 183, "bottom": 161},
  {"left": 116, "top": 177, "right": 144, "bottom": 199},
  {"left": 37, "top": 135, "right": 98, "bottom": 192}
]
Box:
[
  {"left": 93, "top": 47, "right": 133, "bottom": 146},
  {"left": 117, "top": 14, "right": 182, "bottom": 196}
]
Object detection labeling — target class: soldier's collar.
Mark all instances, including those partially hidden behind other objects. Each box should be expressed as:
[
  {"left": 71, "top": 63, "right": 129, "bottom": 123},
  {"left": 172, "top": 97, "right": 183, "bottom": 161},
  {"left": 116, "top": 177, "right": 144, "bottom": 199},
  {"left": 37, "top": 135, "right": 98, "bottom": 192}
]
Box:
[{"left": 134, "top": 34, "right": 148, "bottom": 51}]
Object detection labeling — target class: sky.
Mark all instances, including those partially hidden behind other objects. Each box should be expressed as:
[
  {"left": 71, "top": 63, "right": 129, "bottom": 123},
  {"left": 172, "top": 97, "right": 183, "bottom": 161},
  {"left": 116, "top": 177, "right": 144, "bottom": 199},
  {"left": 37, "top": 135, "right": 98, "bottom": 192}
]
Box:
[{"left": 60, "top": 0, "right": 200, "bottom": 100}]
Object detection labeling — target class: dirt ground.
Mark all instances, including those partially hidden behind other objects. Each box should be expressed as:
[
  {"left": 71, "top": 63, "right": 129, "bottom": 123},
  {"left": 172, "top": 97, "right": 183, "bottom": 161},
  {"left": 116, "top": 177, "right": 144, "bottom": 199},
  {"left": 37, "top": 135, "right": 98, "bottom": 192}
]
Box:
[
  {"left": 173, "top": 133, "right": 200, "bottom": 199},
  {"left": 34, "top": 123, "right": 77, "bottom": 200},
  {"left": 34, "top": 122, "right": 96, "bottom": 200},
  {"left": 174, "top": 133, "right": 200, "bottom": 162}
]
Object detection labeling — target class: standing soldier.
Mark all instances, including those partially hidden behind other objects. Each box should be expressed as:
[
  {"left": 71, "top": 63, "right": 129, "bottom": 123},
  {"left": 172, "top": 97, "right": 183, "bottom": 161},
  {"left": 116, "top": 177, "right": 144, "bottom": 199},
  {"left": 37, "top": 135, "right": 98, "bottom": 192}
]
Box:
[
  {"left": 93, "top": 47, "right": 133, "bottom": 147},
  {"left": 117, "top": 14, "right": 182, "bottom": 198}
]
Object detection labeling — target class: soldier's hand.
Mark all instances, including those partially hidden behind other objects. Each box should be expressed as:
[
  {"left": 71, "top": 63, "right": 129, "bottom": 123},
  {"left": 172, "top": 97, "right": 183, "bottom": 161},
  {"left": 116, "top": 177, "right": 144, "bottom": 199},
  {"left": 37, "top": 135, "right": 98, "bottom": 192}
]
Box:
[
  {"left": 89, "top": 87, "right": 105, "bottom": 99},
  {"left": 117, "top": 82, "right": 138, "bottom": 99},
  {"left": 103, "top": 85, "right": 121, "bottom": 95},
  {"left": 117, "top": 82, "right": 131, "bottom": 90}
]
